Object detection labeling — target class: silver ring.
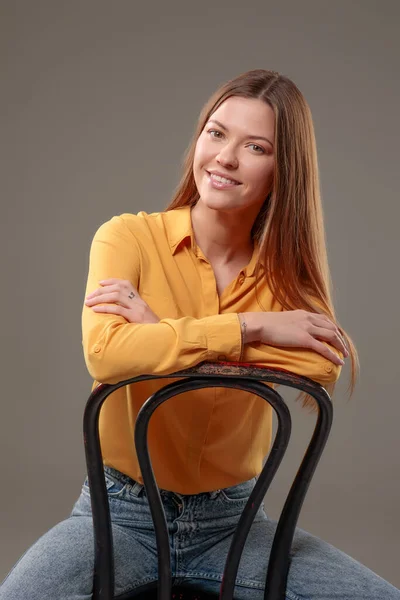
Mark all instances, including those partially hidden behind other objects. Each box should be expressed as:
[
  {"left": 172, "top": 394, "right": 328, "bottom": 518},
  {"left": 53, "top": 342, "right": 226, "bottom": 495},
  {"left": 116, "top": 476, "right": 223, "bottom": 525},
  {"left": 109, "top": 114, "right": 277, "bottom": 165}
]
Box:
[{"left": 128, "top": 291, "right": 135, "bottom": 300}]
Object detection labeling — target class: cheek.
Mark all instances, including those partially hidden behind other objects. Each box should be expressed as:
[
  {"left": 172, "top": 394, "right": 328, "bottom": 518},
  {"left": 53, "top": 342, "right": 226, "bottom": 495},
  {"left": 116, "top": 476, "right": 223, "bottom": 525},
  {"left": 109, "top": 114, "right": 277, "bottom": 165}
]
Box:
[
  {"left": 194, "top": 138, "right": 211, "bottom": 165},
  {"left": 249, "top": 161, "right": 274, "bottom": 192},
  {"left": 193, "top": 141, "right": 205, "bottom": 174},
  {"left": 193, "top": 142, "right": 209, "bottom": 187}
]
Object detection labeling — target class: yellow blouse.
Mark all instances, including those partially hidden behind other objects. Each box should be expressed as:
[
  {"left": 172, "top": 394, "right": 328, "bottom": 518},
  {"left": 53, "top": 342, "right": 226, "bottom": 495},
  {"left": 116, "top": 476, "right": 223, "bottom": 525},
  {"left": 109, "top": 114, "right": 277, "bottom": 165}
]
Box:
[{"left": 82, "top": 206, "right": 342, "bottom": 493}]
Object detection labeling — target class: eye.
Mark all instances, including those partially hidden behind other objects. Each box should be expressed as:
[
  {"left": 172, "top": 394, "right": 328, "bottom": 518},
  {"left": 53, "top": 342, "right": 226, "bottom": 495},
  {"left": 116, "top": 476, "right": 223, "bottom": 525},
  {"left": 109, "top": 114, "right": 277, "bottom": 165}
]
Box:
[
  {"left": 207, "top": 129, "right": 223, "bottom": 138},
  {"left": 248, "top": 143, "right": 265, "bottom": 154}
]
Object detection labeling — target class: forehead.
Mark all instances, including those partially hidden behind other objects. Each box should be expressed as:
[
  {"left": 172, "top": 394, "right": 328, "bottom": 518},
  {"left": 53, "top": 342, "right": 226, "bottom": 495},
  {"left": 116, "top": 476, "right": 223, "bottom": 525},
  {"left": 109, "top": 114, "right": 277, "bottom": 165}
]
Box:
[{"left": 208, "top": 96, "right": 275, "bottom": 137}]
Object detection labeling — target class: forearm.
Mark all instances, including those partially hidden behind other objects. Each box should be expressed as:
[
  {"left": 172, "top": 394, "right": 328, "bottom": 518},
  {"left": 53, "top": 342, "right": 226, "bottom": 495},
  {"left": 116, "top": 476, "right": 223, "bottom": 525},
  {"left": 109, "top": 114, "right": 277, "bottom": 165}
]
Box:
[
  {"left": 83, "top": 312, "right": 242, "bottom": 384},
  {"left": 240, "top": 340, "right": 342, "bottom": 384},
  {"left": 238, "top": 311, "right": 342, "bottom": 384}
]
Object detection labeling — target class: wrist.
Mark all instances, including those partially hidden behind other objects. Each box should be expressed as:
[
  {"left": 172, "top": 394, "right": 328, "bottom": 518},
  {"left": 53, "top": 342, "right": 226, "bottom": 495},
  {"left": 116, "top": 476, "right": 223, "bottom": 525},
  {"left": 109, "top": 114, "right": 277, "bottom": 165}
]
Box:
[
  {"left": 238, "top": 313, "right": 248, "bottom": 345},
  {"left": 238, "top": 312, "right": 261, "bottom": 344},
  {"left": 142, "top": 306, "right": 161, "bottom": 324}
]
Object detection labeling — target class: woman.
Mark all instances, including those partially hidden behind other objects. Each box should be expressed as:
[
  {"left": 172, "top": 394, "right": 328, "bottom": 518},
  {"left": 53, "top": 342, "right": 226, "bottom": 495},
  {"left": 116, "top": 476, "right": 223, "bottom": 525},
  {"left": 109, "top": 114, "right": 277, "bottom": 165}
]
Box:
[{"left": 1, "top": 69, "right": 398, "bottom": 599}]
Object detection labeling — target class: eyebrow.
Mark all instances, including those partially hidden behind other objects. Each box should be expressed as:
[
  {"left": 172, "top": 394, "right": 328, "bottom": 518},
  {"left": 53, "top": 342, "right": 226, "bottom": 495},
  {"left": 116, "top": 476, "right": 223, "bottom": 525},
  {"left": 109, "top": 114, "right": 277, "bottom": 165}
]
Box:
[{"left": 206, "top": 119, "right": 274, "bottom": 148}]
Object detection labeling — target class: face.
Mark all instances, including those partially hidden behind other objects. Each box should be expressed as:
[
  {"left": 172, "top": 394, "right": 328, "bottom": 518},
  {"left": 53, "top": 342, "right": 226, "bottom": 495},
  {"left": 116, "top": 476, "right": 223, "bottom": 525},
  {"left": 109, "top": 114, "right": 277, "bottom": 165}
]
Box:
[{"left": 193, "top": 96, "right": 275, "bottom": 218}]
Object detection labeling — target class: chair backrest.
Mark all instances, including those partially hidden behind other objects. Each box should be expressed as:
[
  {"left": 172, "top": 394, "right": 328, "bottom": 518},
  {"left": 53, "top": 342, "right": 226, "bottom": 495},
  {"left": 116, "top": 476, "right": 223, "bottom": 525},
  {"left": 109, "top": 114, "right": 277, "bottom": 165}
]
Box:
[{"left": 83, "top": 362, "right": 333, "bottom": 600}]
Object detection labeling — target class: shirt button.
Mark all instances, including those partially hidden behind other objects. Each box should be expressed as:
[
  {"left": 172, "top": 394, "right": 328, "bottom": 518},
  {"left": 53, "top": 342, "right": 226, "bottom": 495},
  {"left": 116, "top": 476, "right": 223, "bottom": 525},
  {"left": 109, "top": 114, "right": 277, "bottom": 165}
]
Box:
[
  {"left": 217, "top": 355, "right": 227, "bottom": 361},
  {"left": 93, "top": 344, "right": 102, "bottom": 354},
  {"left": 324, "top": 364, "right": 333, "bottom": 373}
]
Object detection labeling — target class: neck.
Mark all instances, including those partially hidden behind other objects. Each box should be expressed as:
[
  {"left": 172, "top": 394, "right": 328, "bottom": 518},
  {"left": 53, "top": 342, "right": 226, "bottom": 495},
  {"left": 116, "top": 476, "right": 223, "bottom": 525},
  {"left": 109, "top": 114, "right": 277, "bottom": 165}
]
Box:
[{"left": 190, "top": 201, "right": 255, "bottom": 266}]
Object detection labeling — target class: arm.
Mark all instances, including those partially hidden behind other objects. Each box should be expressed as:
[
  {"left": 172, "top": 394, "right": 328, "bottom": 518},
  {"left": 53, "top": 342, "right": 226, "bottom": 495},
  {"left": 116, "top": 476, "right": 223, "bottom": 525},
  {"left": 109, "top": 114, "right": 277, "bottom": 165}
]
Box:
[
  {"left": 237, "top": 312, "right": 344, "bottom": 386},
  {"left": 82, "top": 217, "right": 242, "bottom": 384}
]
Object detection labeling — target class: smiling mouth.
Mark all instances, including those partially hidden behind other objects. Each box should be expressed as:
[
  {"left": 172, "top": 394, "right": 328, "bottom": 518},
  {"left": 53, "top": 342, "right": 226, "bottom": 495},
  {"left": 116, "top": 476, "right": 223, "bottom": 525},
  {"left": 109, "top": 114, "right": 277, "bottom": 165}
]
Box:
[{"left": 206, "top": 171, "right": 241, "bottom": 185}]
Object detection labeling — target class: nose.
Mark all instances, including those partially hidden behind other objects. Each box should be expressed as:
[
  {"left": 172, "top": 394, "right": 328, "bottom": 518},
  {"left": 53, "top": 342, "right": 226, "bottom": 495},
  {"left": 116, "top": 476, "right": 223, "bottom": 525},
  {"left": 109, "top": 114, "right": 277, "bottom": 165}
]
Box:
[{"left": 216, "top": 145, "right": 239, "bottom": 169}]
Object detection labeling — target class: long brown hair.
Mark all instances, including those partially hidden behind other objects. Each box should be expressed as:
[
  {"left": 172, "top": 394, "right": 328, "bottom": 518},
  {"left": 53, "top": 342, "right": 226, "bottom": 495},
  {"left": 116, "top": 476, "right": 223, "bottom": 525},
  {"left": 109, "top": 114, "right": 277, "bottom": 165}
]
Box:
[{"left": 165, "top": 69, "right": 359, "bottom": 408}]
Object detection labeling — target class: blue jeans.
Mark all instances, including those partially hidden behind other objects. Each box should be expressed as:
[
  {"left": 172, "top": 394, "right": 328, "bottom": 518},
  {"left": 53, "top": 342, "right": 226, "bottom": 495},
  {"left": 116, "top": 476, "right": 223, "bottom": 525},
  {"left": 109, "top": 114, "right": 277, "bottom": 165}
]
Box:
[{"left": 1, "top": 465, "right": 399, "bottom": 599}]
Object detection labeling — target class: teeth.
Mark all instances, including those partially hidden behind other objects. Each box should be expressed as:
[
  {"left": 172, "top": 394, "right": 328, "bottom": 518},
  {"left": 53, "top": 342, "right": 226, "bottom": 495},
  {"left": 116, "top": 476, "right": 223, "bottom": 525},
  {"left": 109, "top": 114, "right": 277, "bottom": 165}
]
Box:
[{"left": 210, "top": 173, "right": 239, "bottom": 185}]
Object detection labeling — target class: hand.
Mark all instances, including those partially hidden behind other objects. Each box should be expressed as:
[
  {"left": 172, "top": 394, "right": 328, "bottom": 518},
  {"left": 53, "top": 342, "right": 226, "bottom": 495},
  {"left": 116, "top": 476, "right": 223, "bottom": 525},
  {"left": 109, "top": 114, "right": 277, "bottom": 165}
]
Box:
[
  {"left": 85, "top": 278, "right": 160, "bottom": 324},
  {"left": 258, "top": 310, "right": 348, "bottom": 366}
]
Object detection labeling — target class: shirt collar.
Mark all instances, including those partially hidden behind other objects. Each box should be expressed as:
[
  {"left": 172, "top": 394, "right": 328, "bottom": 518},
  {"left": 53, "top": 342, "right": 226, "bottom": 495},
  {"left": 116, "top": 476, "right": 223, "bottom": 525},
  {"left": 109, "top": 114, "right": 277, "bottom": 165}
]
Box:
[
  {"left": 164, "top": 205, "right": 264, "bottom": 277},
  {"left": 165, "top": 205, "right": 194, "bottom": 254}
]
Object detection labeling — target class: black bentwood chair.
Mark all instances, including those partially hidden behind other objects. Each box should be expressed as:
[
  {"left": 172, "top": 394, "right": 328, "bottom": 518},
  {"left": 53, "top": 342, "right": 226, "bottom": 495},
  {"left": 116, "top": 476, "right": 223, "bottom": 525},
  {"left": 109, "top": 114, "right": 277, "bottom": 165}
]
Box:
[{"left": 83, "top": 361, "right": 333, "bottom": 600}]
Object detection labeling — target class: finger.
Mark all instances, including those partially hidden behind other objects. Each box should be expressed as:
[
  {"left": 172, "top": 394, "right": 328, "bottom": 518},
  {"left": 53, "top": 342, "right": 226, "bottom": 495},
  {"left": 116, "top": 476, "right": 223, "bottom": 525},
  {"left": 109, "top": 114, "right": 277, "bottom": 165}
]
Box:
[
  {"left": 99, "top": 279, "right": 140, "bottom": 298},
  {"left": 86, "top": 285, "right": 119, "bottom": 299},
  {"left": 336, "top": 329, "right": 349, "bottom": 355},
  {"left": 310, "top": 313, "right": 336, "bottom": 330},
  {"left": 310, "top": 316, "right": 349, "bottom": 356},
  {"left": 85, "top": 292, "right": 129, "bottom": 307},
  {"left": 86, "top": 285, "right": 128, "bottom": 301},
  {"left": 309, "top": 326, "right": 347, "bottom": 360},
  {"left": 308, "top": 337, "right": 345, "bottom": 365}
]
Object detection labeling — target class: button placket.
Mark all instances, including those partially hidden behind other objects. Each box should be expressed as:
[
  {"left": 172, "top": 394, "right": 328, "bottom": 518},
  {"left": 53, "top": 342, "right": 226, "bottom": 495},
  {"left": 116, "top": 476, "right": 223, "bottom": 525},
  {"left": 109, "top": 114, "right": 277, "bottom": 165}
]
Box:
[{"left": 199, "top": 260, "right": 220, "bottom": 316}]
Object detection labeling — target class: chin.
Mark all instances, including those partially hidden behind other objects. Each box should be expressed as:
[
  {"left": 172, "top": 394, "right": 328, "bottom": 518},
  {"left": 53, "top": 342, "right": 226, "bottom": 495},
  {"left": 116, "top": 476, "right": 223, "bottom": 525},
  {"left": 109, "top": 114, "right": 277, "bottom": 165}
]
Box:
[{"left": 198, "top": 195, "right": 239, "bottom": 213}]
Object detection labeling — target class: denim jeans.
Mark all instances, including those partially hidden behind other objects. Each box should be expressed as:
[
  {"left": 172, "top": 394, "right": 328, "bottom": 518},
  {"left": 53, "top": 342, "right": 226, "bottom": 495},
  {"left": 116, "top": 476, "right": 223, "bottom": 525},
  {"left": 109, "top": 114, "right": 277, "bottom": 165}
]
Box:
[{"left": 1, "top": 465, "right": 399, "bottom": 600}]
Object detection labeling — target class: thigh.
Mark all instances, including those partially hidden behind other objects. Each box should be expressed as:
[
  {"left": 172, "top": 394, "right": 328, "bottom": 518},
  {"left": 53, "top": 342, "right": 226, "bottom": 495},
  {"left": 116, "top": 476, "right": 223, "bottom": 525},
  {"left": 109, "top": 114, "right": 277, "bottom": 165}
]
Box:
[
  {"left": 182, "top": 511, "right": 400, "bottom": 600},
  {"left": 0, "top": 515, "right": 97, "bottom": 600},
  {"left": 0, "top": 499, "right": 159, "bottom": 600}
]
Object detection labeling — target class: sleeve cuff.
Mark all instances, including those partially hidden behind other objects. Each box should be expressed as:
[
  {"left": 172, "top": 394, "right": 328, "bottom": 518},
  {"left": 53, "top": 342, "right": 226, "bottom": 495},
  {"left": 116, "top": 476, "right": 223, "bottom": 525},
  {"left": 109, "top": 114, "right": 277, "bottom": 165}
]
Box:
[{"left": 204, "top": 313, "right": 242, "bottom": 362}]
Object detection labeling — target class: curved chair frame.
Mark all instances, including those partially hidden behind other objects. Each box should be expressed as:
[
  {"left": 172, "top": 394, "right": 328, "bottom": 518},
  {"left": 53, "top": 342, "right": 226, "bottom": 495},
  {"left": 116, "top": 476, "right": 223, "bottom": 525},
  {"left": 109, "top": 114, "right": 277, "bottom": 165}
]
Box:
[{"left": 83, "top": 362, "right": 333, "bottom": 600}]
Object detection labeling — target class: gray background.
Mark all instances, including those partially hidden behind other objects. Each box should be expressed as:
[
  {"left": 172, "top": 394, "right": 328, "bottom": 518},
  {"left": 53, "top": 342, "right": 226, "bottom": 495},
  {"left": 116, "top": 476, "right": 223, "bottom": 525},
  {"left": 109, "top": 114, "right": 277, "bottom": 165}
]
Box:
[{"left": 1, "top": 0, "right": 399, "bottom": 588}]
